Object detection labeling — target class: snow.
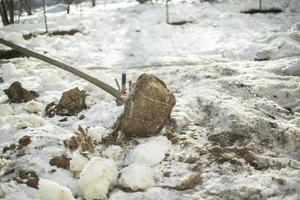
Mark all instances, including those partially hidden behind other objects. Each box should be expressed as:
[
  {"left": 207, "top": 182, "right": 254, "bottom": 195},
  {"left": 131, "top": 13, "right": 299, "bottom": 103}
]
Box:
[
  {"left": 118, "top": 163, "right": 155, "bottom": 191},
  {"left": 124, "top": 136, "right": 171, "bottom": 166},
  {"left": 0, "top": 104, "right": 13, "bottom": 117},
  {"left": 1, "top": 0, "right": 300, "bottom": 199},
  {"left": 87, "top": 126, "right": 108, "bottom": 143},
  {"left": 102, "top": 145, "right": 124, "bottom": 161},
  {"left": 70, "top": 151, "right": 89, "bottom": 173},
  {"left": 37, "top": 178, "right": 75, "bottom": 200},
  {"left": 79, "top": 157, "right": 118, "bottom": 200},
  {"left": 26, "top": 100, "right": 44, "bottom": 114}
]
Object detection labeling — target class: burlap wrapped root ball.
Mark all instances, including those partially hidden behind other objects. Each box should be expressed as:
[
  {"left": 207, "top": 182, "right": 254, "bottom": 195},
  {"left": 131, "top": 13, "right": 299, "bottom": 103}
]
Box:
[{"left": 118, "top": 73, "right": 176, "bottom": 137}]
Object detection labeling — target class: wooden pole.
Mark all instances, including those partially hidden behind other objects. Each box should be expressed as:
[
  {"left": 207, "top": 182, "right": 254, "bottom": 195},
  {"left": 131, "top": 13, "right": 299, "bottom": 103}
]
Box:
[{"left": 0, "top": 38, "right": 123, "bottom": 100}]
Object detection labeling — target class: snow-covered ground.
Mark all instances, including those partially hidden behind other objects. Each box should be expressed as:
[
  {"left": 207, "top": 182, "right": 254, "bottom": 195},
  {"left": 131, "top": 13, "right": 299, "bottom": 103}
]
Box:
[{"left": 0, "top": 0, "right": 300, "bottom": 199}]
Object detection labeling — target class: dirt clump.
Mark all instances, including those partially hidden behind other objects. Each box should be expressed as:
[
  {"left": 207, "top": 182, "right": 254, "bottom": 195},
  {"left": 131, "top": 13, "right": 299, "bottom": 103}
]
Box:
[
  {"left": 4, "top": 81, "right": 39, "bottom": 103},
  {"left": 15, "top": 170, "right": 39, "bottom": 189},
  {"left": 49, "top": 154, "right": 71, "bottom": 169},
  {"left": 18, "top": 136, "right": 31, "bottom": 148},
  {"left": 115, "top": 74, "right": 176, "bottom": 137},
  {"left": 45, "top": 87, "right": 87, "bottom": 117},
  {"left": 64, "top": 126, "right": 96, "bottom": 153}
]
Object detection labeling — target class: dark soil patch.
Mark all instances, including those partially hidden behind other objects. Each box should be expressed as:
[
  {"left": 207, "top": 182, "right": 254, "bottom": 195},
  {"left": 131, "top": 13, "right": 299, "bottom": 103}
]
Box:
[
  {"left": 64, "top": 126, "right": 96, "bottom": 153},
  {"left": 18, "top": 136, "right": 31, "bottom": 148},
  {"left": 241, "top": 8, "right": 282, "bottom": 14},
  {"left": 45, "top": 87, "right": 87, "bottom": 117},
  {"left": 4, "top": 81, "right": 39, "bottom": 103},
  {"left": 0, "top": 49, "right": 26, "bottom": 60},
  {"left": 15, "top": 170, "right": 39, "bottom": 189},
  {"left": 49, "top": 154, "right": 71, "bottom": 169},
  {"left": 23, "top": 29, "right": 81, "bottom": 40}
]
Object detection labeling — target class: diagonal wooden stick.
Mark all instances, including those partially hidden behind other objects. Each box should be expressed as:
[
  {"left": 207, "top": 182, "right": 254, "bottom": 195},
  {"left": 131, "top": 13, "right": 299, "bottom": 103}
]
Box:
[{"left": 0, "top": 38, "right": 124, "bottom": 100}]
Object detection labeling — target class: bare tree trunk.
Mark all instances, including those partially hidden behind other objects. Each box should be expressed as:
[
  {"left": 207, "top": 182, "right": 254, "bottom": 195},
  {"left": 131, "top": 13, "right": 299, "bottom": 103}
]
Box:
[
  {"left": 21, "top": 0, "right": 32, "bottom": 15},
  {"left": 259, "top": 0, "right": 262, "bottom": 10},
  {"left": 91, "top": 0, "right": 95, "bottom": 7},
  {"left": 0, "top": 0, "right": 9, "bottom": 26},
  {"left": 66, "top": 0, "right": 70, "bottom": 14},
  {"left": 8, "top": 0, "right": 13, "bottom": 24},
  {"left": 42, "top": 0, "right": 48, "bottom": 33},
  {"left": 165, "top": 0, "right": 170, "bottom": 24}
]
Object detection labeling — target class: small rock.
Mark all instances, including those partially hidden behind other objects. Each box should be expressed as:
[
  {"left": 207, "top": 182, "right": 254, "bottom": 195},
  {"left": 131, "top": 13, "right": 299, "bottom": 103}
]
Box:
[
  {"left": 4, "top": 81, "right": 39, "bottom": 103},
  {"left": 49, "top": 155, "right": 71, "bottom": 169}
]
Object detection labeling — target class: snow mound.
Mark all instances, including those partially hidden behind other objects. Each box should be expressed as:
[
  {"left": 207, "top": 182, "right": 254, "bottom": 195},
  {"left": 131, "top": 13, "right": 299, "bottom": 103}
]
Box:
[
  {"left": 256, "top": 24, "right": 300, "bottom": 60},
  {"left": 26, "top": 100, "right": 44, "bottom": 114},
  {"left": 125, "top": 136, "right": 171, "bottom": 166},
  {"left": 87, "top": 126, "right": 108, "bottom": 143},
  {"left": 79, "top": 157, "right": 118, "bottom": 200},
  {"left": 102, "top": 145, "right": 124, "bottom": 162},
  {"left": 37, "top": 178, "right": 75, "bottom": 200},
  {"left": 16, "top": 114, "right": 46, "bottom": 129},
  {"left": 119, "top": 163, "right": 155, "bottom": 191},
  {"left": 70, "top": 151, "right": 89, "bottom": 173}
]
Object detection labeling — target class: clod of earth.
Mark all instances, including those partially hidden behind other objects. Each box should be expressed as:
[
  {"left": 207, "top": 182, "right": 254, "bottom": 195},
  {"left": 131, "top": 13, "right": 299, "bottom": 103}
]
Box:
[
  {"left": 49, "top": 155, "right": 71, "bottom": 169},
  {"left": 18, "top": 136, "right": 31, "bottom": 147},
  {"left": 115, "top": 74, "right": 176, "bottom": 137},
  {"left": 15, "top": 170, "right": 39, "bottom": 189},
  {"left": 64, "top": 126, "right": 96, "bottom": 153},
  {"left": 45, "top": 87, "right": 87, "bottom": 117},
  {"left": 4, "top": 81, "right": 39, "bottom": 103}
]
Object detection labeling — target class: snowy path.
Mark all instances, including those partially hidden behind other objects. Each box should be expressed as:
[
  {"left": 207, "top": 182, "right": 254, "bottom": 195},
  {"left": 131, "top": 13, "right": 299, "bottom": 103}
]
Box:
[{"left": 0, "top": 0, "right": 300, "bottom": 199}]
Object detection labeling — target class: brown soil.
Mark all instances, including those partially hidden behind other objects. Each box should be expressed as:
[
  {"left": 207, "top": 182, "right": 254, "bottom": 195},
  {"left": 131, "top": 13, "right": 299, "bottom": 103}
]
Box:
[
  {"left": 18, "top": 136, "right": 31, "bottom": 147},
  {"left": 49, "top": 154, "right": 71, "bottom": 169},
  {"left": 4, "top": 81, "right": 39, "bottom": 103},
  {"left": 16, "top": 170, "right": 39, "bottom": 189},
  {"left": 45, "top": 87, "right": 87, "bottom": 117}
]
